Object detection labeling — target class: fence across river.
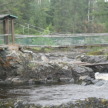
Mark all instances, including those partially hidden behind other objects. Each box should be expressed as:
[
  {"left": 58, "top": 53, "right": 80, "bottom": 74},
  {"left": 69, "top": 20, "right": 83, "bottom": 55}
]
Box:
[
  {"left": 0, "top": 33, "right": 108, "bottom": 47},
  {"left": 16, "top": 33, "right": 108, "bottom": 46}
]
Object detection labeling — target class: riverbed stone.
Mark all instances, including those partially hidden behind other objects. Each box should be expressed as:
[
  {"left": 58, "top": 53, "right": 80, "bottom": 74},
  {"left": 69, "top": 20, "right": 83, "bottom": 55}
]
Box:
[
  {"left": 69, "top": 78, "right": 74, "bottom": 83},
  {"left": 79, "top": 75, "right": 94, "bottom": 85},
  {"left": 72, "top": 65, "right": 93, "bottom": 75},
  {"left": 94, "top": 80, "right": 106, "bottom": 86},
  {"left": 60, "top": 78, "right": 72, "bottom": 83},
  {"left": 11, "top": 77, "right": 26, "bottom": 85},
  {"left": 33, "top": 63, "right": 73, "bottom": 83},
  {"left": 14, "top": 100, "right": 24, "bottom": 108},
  {"left": 28, "top": 79, "right": 35, "bottom": 85},
  {"left": 0, "top": 70, "right": 6, "bottom": 79},
  {"left": 71, "top": 65, "right": 94, "bottom": 83},
  {"left": 80, "top": 55, "right": 108, "bottom": 63}
]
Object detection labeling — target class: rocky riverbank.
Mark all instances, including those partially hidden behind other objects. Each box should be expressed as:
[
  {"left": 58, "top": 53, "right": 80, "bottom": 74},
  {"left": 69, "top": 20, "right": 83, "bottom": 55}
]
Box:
[
  {"left": 0, "top": 97, "right": 108, "bottom": 108},
  {"left": 0, "top": 45, "right": 108, "bottom": 86},
  {"left": 0, "top": 46, "right": 108, "bottom": 107}
]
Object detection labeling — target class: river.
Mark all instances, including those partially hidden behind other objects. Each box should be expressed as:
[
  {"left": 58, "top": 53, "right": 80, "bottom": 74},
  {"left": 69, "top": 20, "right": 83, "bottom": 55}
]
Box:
[{"left": 0, "top": 82, "right": 108, "bottom": 106}]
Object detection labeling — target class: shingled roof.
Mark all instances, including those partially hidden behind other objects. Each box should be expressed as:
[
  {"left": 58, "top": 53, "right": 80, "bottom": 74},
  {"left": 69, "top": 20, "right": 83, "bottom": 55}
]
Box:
[{"left": 0, "top": 14, "right": 17, "bottom": 20}]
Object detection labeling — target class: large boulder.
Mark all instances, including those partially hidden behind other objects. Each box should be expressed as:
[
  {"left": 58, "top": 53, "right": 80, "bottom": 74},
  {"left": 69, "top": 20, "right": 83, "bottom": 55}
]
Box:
[
  {"left": 71, "top": 65, "right": 94, "bottom": 84},
  {"left": 80, "top": 55, "right": 108, "bottom": 63},
  {"left": 79, "top": 55, "right": 108, "bottom": 72},
  {"left": 26, "top": 63, "right": 94, "bottom": 85},
  {"left": 33, "top": 63, "right": 73, "bottom": 84}
]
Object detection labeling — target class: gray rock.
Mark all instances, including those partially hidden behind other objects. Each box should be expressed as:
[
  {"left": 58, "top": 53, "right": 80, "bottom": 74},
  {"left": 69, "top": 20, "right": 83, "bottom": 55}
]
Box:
[
  {"left": 60, "top": 78, "right": 72, "bottom": 83},
  {"left": 71, "top": 65, "right": 94, "bottom": 84},
  {"left": 80, "top": 55, "right": 108, "bottom": 63},
  {"left": 81, "top": 81, "right": 87, "bottom": 86},
  {"left": 14, "top": 100, "right": 24, "bottom": 108},
  {"left": 69, "top": 78, "right": 74, "bottom": 83},
  {"left": 28, "top": 79, "right": 35, "bottom": 85},
  {"left": 46, "top": 79, "right": 58, "bottom": 84},
  {"left": 72, "top": 65, "right": 93, "bottom": 75},
  {"left": 0, "top": 70, "right": 6, "bottom": 79},
  {"left": 92, "top": 79, "right": 99, "bottom": 84},
  {"left": 11, "top": 77, "right": 25, "bottom": 85},
  {"left": 41, "top": 55, "right": 49, "bottom": 62},
  {"left": 94, "top": 80, "right": 105, "bottom": 86},
  {"left": 79, "top": 75, "right": 94, "bottom": 85},
  {"left": 79, "top": 75, "right": 90, "bottom": 80},
  {"left": 34, "top": 63, "right": 72, "bottom": 82}
]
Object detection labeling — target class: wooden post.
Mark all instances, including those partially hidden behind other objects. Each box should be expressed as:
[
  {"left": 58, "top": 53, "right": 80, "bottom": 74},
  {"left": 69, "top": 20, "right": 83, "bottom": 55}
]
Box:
[
  {"left": 11, "top": 19, "right": 15, "bottom": 44},
  {"left": 3, "top": 18, "right": 9, "bottom": 44}
]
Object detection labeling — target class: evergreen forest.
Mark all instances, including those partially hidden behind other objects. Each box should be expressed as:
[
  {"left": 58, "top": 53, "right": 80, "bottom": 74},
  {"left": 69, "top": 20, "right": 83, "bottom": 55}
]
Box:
[{"left": 0, "top": 0, "right": 108, "bottom": 34}]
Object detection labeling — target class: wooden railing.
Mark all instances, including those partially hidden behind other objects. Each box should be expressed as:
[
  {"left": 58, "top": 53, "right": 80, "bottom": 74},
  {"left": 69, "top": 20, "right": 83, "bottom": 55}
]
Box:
[
  {"left": 0, "top": 33, "right": 108, "bottom": 46},
  {"left": 15, "top": 33, "right": 108, "bottom": 46}
]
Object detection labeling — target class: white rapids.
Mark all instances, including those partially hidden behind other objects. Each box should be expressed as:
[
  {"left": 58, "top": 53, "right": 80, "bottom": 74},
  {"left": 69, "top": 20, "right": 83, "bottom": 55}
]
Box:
[{"left": 95, "top": 72, "right": 108, "bottom": 80}]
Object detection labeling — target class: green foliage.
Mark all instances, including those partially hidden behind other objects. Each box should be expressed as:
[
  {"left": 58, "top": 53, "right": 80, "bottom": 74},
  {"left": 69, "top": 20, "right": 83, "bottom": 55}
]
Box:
[
  {"left": 86, "top": 46, "right": 105, "bottom": 55},
  {"left": 32, "top": 37, "right": 54, "bottom": 45},
  {"left": 42, "top": 25, "right": 52, "bottom": 35},
  {"left": 0, "top": 0, "right": 108, "bottom": 35},
  {"left": 87, "top": 50, "right": 104, "bottom": 55}
]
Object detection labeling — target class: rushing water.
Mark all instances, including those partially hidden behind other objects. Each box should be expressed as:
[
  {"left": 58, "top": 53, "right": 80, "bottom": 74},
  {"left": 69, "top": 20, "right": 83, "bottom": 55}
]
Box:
[{"left": 0, "top": 83, "right": 108, "bottom": 106}]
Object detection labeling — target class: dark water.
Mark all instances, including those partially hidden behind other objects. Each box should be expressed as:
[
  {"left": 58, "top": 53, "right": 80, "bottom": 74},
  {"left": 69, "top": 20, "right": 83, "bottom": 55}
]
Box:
[{"left": 0, "top": 83, "right": 108, "bottom": 106}]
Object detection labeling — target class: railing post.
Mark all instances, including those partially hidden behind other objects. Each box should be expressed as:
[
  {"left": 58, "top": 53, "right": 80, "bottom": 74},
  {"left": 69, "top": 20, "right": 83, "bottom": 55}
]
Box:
[
  {"left": 3, "top": 18, "right": 9, "bottom": 44},
  {"left": 11, "top": 19, "right": 15, "bottom": 44}
]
